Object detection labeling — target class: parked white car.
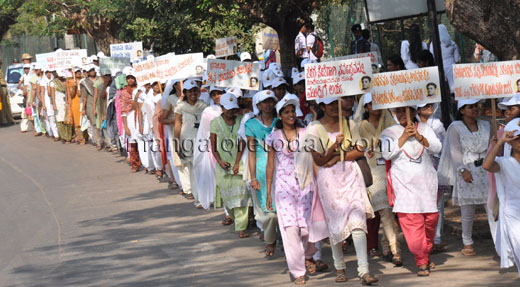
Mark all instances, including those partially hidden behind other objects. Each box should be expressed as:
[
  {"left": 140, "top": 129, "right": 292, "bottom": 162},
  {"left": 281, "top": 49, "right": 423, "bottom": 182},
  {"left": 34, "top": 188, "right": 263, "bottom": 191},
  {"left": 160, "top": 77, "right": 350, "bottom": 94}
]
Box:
[{"left": 5, "top": 64, "right": 25, "bottom": 117}]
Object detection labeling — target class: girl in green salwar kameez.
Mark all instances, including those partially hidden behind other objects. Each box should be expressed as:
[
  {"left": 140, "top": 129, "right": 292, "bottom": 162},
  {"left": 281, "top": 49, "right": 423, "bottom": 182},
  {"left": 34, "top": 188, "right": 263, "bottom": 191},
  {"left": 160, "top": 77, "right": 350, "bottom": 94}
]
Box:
[{"left": 210, "top": 93, "right": 250, "bottom": 238}]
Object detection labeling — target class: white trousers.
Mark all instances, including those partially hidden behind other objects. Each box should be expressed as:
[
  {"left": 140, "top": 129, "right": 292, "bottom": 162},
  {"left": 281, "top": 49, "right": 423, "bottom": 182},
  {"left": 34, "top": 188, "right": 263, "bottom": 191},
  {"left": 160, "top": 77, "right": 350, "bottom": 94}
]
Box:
[
  {"left": 44, "top": 114, "right": 59, "bottom": 138},
  {"left": 330, "top": 229, "right": 369, "bottom": 277},
  {"left": 138, "top": 138, "right": 152, "bottom": 171},
  {"left": 461, "top": 204, "right": 497, "bottom": 246}
]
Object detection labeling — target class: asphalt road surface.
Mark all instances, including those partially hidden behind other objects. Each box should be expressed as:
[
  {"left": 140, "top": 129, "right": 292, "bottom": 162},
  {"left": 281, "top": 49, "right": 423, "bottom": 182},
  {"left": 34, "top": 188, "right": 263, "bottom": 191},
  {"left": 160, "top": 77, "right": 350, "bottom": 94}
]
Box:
[{"left": 0, "top": 124, "right": 518, "bottom": 286}]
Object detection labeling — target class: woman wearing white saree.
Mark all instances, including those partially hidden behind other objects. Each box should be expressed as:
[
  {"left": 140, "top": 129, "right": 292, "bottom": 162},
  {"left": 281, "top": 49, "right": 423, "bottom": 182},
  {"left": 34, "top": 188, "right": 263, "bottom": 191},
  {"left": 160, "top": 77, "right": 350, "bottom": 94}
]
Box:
[
  {"left": 483, "top": 118, "right": 520, "bottom": 275},
  {"left": 194, "top": 86, "right": 225, "bottom": 210},
  {"left": 174, "top": 80, "right": 208, "bottom": 203},
  {"left": 438, "top": 99, "right": 497, "bottom": 256}
]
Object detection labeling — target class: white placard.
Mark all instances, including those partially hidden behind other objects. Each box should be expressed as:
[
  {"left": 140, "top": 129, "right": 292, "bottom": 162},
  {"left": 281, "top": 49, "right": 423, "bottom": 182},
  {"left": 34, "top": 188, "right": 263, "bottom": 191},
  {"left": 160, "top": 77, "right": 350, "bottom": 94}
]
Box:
[
  {"left": 371, "top": 67, "right": 441, "bottom": 110},
  {"left": 132, "top": 58, "right": 157, "bottom": 86},
  {"left": 35, "top": 52, "right": 56, "bottom": 70},
  {"left": 206, "top": 59, "right": 261, "bottom": 90},
  {"left": 155, "top": 53, "right": 204, "bottom": 82},
  {"left": 110, "top": 42, "right": 143, "bottom": 61},
  {"left": 453, "top": 60, "right": 520, "bottom": 100},
  {"left": 53, "top": 49, "right": 88, "bottom": 70},
  {"left": 305, "top": 57, "right": 372, "bottom": 100},
  {"left": 366, "top": 0, "right": 445, "bottom": 23},
  {"left": 215, "top": 36, "right": 238, "bottom": 58},
  {"left": 99, "top": 57, "right": 131, "bottom": 75},
  {"left": 326, "top": 52, "right": 379, "bottom": 66}
]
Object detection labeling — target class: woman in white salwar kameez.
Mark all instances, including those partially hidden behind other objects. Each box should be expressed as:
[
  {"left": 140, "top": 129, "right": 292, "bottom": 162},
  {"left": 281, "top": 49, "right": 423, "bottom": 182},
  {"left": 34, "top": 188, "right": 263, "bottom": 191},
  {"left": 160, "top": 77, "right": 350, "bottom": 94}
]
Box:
[
  {"left": 193, "top": 86, "right": 224, "bottom": 210},
  {"left": 483, "top": 118, "right": 520, "bottom": 276},
  {"left": 438, "top": 99, "right": 497, "bottom": 256}
]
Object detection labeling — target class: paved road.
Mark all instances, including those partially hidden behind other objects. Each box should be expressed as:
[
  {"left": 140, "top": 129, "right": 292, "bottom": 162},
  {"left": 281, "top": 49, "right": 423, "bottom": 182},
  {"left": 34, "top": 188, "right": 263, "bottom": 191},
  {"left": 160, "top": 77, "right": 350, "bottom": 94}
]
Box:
[{"left": 0, "top": 124, "right": 518, "bottom": 287}]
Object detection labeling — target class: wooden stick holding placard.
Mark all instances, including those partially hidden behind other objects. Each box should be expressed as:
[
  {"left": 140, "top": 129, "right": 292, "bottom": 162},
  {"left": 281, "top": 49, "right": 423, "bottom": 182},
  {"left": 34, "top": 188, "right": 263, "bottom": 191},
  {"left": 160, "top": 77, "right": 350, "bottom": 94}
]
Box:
[
  {"left": 491, "top": 98, "right": 498, "bottom": 139},
  {"left": 406, "top": 107, "right": 412, "bottom": 125},
  {"left": 338, "top": 96, "right": 344, "bottom": 163}
]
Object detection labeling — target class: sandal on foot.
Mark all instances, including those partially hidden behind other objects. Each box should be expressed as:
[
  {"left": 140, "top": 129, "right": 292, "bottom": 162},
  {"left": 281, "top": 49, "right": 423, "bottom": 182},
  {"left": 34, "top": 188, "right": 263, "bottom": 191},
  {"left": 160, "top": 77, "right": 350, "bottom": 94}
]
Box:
[
  {"left": 392, "top": 255, "right": 403, "bottom": 267},
  {"left": 294, "top": 276, "right": 306, "bottom": 285},
  {"left": 178, "top": 190, "right": 186, "bottom": 195},
  {"left": 315, "top": 260, "right": 329, "bottom": 272},
  {"left": 221, "top": 216, "right": 233, "bottom": 225},
  {"left": 428, "top": 261, "right": 436, "bottom": 270},
  {"left": 461, "top": 245, "right": 476, "bottom": 256},
  {"left": 335, "top": 269, "right": 347, "bottom": 283},
  {"left": 265, "top": 243, "right": 275, "bottom": 257},
  {"left": 417, "top": 267, "right": 430, "bottom": 277},
  {"left": 186, "top": 194, "right": 194, "bottom": 200},
  {"left": 239, "top": 231, "right": 249, "bottom": 238},
  {"left": 361, "top": 273, "right": 378, "bottom": 285},
  {"left": 305, "top": 259, "right": 316, "bottom": 274}
]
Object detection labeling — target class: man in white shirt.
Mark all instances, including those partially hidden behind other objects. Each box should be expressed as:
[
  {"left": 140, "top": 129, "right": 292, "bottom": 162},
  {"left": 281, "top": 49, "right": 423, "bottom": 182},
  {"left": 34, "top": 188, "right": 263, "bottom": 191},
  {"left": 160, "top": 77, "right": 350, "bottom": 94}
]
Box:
[
  {"left": 294, "top": 22, "right": 308, "bottom": 69},
  {"left": 306, "top": 23, "right": 318, "bottom": 61}
]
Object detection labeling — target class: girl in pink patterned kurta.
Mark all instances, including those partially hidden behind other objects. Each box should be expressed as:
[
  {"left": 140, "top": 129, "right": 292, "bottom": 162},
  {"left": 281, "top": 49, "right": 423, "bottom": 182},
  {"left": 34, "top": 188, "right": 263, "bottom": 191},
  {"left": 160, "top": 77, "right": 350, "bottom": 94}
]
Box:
[
  {"left": 266, "top": 98, "right": 316, "bottom": 285},
  {"left": 305, "top": 97, "right": 378, "bottom": 285}
]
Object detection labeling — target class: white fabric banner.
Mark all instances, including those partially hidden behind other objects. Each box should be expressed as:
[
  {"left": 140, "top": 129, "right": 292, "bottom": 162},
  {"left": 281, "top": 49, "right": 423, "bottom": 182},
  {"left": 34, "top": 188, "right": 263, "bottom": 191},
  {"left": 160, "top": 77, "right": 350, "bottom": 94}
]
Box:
[
  {"left": 453, "top": 60, "right": 520, "bottom": 100},
  {"left": 206, "top": 59, "right": 261, "bottom": 90},
  {"left": 305, "top": 57, "right": 372, "bottom": 100},
  {"left": 371, "top": 67, "right": 441, "bottom": 110}
]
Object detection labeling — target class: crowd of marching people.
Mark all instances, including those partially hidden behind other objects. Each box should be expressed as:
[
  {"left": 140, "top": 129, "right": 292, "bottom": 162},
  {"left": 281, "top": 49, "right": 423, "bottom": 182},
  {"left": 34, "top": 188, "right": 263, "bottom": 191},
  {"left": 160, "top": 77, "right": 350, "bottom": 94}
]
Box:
[{"left": 13, "top": 21, "right": 520, "bottom": 285}]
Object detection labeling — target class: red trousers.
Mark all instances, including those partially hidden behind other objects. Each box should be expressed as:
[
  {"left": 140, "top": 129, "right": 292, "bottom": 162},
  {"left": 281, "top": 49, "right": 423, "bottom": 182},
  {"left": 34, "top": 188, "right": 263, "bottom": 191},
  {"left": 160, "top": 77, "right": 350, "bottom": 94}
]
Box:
[{"left": 397, "top": 212, "right": 439, "bottom": 266}]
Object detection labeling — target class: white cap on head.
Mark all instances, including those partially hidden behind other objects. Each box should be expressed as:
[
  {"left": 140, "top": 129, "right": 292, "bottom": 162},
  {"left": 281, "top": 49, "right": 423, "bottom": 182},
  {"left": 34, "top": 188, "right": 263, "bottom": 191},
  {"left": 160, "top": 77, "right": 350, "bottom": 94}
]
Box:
[
  {"left": 281, "top": 94, "right": 303, "bottom": 116},
  {"left": 220, "top": 93, "right": 240, "bottom": 110},
  {"left": 240, "top": 52, "right": 252, "bottom": 62},
  {"left": 207, "top": 54, "right": 216, "bottom": 59},
  {"left": 262, "top": 71, "right": 273, "bottom": 88},
  {"left": 191, "top": 77, "right": 203, "bottom": 83},
  {"left": 271, "top": 77, "right": 287, "bottom": 89},
  {"left": 256, "top": 89, "right": 277, "bottom": 104},
  {"left": 268, "top": 62, "right": 281, "bottom": 70},
  {"left": 504, "top": 118, "right": 520, "bottom": 136},
  {"left": 292, "top": 72, "right": 305, "bottom": 85},
  {"left": 316, "top": 97, "right": 338, "bottom": 105},
  {"left": 111, "top": 69, "right": 120, "bottom": 77},
  {"left": 97, "top": 52, "right": 105, "bottom": 58},
  {"left": 268, "top": 65, "right": 284, "bottom": 78},
  {"left": 183, "top": 79, "right": 199, "bottom": 90},
  {"left": 457, "top": 99, "right": 480, "bottom": 110},
  {"left": 91, "top": 55, "right": 98, "bottom": 61},
  {"left": 498, "top": 94, "right": 520, "bottom": 110},
  {"left": 74, "top": 66, "right": 82, "bottom": 72},
  {"left": 23, "top": 64, "right": 31, "bottom": 69},
  {"left": 301, "top": 58, "right": 317, "bottom": 68},
  {"left": 291, "top": 67, "right": 299, "bottom": 79},
  {"left": 122, "top": 66, "right": 132, "bottom": 76},
  {"left": 276, "top": 96, "right": 299, "bottom": 115},
  {"left": 226, "top": 87, "right": 243, "bottom": 98},
  {"left": 209, "top": 86, "right": 225, "bottom": 94},
  {"left": 86, "top": 64, "right": 96, "bottom": 72},
  {"left": 57, "top": 70, "right": 66, "bottom": 78},
  {"left": 33, "top": 63, "right": 42, "bottom": 70}
]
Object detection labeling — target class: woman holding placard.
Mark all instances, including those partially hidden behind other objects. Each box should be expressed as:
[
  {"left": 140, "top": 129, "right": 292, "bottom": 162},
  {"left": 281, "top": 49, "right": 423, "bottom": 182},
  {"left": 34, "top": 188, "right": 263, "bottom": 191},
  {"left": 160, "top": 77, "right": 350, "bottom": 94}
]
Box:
[
  {"left": 305, "top": 97, "right": 378, "bottom": 285},
  {"left": 245, "top": 90, "right": 278, "bottom": 257},
  {"left": 174, "top": 80, "right": 208, "bottom": 202},
  {"left": 354, "top": 93, "right": 402, "bottom": 266},
  {"left": 380, "top": 106, "right": 442, "bottom": 276},
  {"left": 438, "top": 99, "right": 497, "bottom": 256}
]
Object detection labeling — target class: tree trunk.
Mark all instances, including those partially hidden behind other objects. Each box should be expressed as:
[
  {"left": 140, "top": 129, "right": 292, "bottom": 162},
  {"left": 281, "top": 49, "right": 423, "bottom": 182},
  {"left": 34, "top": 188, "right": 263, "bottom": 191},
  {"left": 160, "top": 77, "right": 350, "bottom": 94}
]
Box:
[
  {"left": 268, "top": 16, "right": 300, "bottom": 73},
  {"left": 445, "top": 0, "right": 520, "bottom": 60}
]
